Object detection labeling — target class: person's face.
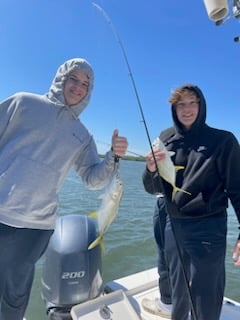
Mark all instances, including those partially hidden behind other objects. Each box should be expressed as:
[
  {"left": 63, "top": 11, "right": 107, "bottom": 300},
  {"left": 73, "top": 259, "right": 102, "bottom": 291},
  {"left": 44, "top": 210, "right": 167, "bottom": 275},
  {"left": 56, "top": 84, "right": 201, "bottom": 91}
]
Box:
[
  {"left": 175, "top": 94, "right": 199, "bottom": 130},
  {"left": 63, "top": 69, "right": 89, "bottom": 106}
]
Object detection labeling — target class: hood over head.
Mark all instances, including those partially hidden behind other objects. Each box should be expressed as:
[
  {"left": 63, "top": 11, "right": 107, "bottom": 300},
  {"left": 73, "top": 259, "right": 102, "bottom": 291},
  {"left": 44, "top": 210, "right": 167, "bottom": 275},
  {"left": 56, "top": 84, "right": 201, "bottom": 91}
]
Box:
[
  {"left": 170, "top": 84, "right": 206, "bottom": 136},
  {"left": 47, "top": 58, "right": 94, "bottom": 117}
]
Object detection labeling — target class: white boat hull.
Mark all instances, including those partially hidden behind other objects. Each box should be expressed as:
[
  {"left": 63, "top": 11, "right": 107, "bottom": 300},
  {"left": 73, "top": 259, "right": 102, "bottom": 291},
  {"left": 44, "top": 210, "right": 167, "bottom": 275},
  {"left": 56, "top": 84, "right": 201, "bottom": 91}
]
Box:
[{"left": 71, "top": 267, "right": 240, "bottom": 320}]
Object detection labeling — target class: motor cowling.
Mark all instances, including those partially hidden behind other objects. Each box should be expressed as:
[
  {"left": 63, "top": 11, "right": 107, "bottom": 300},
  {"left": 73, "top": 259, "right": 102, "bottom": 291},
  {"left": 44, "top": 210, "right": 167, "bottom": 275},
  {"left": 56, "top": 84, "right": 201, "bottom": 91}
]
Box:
[{"left": 41, "top": 214, "right": 102, "bottom": 319}]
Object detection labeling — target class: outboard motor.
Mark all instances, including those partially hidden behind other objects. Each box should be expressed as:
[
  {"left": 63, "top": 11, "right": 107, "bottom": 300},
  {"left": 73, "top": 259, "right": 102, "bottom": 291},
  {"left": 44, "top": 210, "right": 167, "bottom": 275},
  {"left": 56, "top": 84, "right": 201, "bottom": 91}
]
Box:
[{"left": 41, "top": 214, "right": 102, "bottom": 320}]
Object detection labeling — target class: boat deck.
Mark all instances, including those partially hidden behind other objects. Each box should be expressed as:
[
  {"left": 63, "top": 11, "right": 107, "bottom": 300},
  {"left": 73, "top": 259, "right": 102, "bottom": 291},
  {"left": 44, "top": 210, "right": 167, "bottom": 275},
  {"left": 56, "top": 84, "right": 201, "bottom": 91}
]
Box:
[{"left": 71, "top": 267, "right": 240, "bottom": 320}]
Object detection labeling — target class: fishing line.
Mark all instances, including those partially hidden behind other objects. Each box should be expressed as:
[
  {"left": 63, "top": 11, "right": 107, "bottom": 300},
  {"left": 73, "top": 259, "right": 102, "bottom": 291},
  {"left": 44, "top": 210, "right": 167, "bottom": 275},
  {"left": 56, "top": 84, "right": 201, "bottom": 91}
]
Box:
[
  {"left": 96, "top": 140, "right": 144, "bottom": 158},
  {"left": 92, "top": 3, "right": 198, "bottom": 320}
]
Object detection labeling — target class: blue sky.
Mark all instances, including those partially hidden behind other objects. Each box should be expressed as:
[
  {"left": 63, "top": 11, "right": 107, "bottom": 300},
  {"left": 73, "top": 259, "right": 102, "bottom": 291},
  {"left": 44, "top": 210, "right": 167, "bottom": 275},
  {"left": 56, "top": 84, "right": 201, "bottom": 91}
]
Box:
[{"left": 0, "top": 0, "right": 239, "bottom": 156}]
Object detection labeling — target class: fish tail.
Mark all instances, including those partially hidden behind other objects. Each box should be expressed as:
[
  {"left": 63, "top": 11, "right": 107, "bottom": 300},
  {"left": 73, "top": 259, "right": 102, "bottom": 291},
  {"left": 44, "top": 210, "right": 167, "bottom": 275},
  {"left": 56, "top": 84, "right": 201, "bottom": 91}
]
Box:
[
  {"left": 172, "top": 186, "right": 191, "bottom": 201},
  {"left": 175, "top": 165, "right": 185, "bottom": 171},
  {"left": 88, "top": 236, "right": 101, "bottom": 250},
  {"left": 88, "top": 235, "right": 106, "bottom": 254}
]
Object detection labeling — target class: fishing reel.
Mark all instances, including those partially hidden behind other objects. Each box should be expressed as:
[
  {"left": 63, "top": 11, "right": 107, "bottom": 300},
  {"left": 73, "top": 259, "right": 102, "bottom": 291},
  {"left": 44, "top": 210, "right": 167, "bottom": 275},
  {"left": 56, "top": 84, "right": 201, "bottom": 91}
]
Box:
[{"left": 203, "top": 0, "right": 240, "bottom": 41}]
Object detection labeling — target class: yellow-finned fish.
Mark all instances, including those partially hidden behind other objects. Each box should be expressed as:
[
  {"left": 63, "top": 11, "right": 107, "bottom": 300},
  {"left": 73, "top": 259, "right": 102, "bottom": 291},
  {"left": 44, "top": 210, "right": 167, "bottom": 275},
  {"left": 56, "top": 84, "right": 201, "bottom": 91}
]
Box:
[
  {"left": 152, "top": 137, "right": 191, "bottom": 200},
  {"left": 88, "top": 174, "right": 124, "bottom": 251}
]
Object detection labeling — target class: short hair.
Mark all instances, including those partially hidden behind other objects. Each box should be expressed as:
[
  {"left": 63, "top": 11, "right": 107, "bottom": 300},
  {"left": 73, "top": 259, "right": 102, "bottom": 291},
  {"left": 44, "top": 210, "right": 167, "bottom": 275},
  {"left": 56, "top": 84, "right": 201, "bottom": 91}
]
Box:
[{"left": 169, "top": 84, "right": 199, "bottom": 105}]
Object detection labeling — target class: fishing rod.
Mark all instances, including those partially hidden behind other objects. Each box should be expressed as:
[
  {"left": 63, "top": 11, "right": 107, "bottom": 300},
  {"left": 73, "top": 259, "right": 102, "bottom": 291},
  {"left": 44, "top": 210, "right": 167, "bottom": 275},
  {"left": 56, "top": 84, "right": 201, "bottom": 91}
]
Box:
[
  {"left": 92, "top": 3, "right": 198, "bottom": 320},
  {"left": 92, "top": 2, "right": 154, "bottom": 157}
]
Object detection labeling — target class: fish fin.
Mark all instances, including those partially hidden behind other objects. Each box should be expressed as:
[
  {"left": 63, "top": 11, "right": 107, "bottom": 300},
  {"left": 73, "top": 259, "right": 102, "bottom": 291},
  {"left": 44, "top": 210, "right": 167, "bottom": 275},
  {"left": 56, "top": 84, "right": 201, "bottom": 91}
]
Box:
[
  {"left": 88, "top": 236, "right": 101, "bottom": 250},
  {"left": 175, "top": 165, "right": 185, "bottom": 171},
  {"left": 88, "top": 236, "right": 106, "bottom": 255},
  {"left": 168, "top": 151, "right": 175, "bottom": 157},
  {"left": 88, "top": 211, "right": 97, "bottom": 218},
  {"left": 100, "top": 240, "right": 106, "bottom": 255},
  {"left": 172, "top": 186, "right": 191, "bottom": 201}
]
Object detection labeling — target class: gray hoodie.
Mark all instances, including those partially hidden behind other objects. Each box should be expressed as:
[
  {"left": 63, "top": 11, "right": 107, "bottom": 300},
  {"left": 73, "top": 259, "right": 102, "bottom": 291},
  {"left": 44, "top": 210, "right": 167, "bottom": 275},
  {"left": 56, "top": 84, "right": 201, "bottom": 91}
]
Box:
[{"left": 0, "top": 58, "right": 117, "bottom": 229}]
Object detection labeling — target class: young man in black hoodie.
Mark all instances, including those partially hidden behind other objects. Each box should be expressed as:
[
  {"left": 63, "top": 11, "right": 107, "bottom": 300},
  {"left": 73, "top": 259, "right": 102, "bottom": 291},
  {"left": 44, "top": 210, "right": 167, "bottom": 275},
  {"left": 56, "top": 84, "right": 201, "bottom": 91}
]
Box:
[{"left": 142, "top": 84, "right": 240, "bottom": 320}]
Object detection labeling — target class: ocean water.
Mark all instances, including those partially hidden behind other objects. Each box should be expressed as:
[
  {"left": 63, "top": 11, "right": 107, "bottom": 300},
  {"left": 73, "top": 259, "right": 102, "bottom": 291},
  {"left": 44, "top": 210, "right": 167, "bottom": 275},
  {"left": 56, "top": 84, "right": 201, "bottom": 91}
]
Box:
[{"left": 25, "top": 160, "right": 240, "bottom": 319}]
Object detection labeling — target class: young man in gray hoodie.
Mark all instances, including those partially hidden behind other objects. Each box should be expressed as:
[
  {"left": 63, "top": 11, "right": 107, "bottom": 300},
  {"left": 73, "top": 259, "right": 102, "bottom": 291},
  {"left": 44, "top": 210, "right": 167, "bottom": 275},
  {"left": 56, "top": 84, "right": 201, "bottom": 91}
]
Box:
[{"left": 0, "top": 58, "right": 128, "bottom": 320}]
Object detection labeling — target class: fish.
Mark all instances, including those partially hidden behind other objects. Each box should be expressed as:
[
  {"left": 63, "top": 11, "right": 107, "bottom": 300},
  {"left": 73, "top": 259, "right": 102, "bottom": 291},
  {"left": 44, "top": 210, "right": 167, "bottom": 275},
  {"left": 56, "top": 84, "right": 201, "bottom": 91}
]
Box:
[
  {"left": 152, "top": 137, "right": 191, "bottom": 200},
  {"left": 88, "top": 174, "right": 124, "bottom": 251}
]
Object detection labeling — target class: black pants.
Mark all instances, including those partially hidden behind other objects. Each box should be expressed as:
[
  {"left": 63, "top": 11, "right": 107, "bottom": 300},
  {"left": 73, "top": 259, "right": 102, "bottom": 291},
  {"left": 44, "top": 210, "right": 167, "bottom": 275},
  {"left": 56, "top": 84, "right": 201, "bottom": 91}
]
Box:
[
  {"left": 153, "top": 197, "right": 172, "bottom": 304},
  {"left": 0, "top": 223, "right": 53, "bottom": 320},
  {"left": 165, "top": 215, "right": 227, "bottom": 320}
]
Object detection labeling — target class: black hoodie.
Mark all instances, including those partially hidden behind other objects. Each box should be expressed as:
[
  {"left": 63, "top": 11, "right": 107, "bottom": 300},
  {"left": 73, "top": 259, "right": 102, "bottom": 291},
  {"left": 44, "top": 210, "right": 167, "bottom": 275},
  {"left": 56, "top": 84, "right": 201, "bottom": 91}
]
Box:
[{"left": 143, "top": 85, "right": 240, "bottom": 223}]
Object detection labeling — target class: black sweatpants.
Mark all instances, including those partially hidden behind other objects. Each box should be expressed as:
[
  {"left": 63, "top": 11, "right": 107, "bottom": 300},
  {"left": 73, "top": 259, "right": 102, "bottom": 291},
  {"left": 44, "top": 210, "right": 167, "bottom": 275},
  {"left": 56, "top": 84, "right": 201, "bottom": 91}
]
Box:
[
  {"left": 0, "top": 223, "right": 53, "bottom": 320},
  {"left": 153, "top": 197, "right": 172, "bottom": 304},
  {"left": 165, "top": 215, "right": 227, "bottom": 320}
]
